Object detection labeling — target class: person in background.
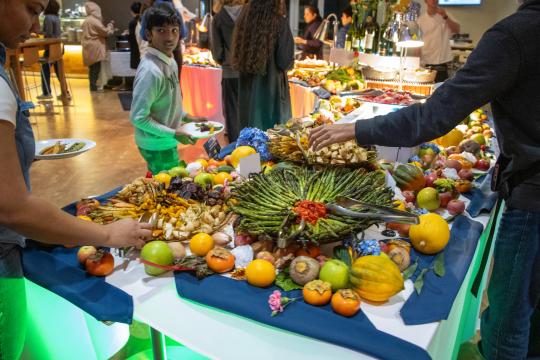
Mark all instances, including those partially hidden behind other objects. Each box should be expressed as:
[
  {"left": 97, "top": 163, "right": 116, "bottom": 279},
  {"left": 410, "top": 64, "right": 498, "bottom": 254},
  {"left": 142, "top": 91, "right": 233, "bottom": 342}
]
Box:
[
  {"left": 81, "top": 1, "right": 115, "bottom": 92},
  {"left": 37, "top": 0, "right": 61, "bottom": 100},
  {"left": 417, "top": 0, "right": 460, "bottom": 82},
  {"left": 336, "top": 6, "right": 353, "bottom": 49},
  {"left": 309, "top": 1, "right": 540, "bottom": 359},
  {"left": 129, "top": 2, "right": 142, "bottom": 70},
  {"left": 136, "top": 3, "right": 151, "bottom": 60},
  {"left": 294, "top": 6, "right": 323, "bottom": 59},
  {"left": 211, "top": 0, "right": 245, "bottom": 142},
  {"left": 172, "top": 0, "right": 196, "bottom": 23},
  {"left": 139, "top": 0, "right": 186, "bottom": 75},
  {"left": 131, "top": 4, "right": 203, "bottom": 174},
  {"left": 0, "top": 2, "right": 152, "bottom": 359},
  {"left": 231, "top": 0, "right": 294, "bottom": 131}
]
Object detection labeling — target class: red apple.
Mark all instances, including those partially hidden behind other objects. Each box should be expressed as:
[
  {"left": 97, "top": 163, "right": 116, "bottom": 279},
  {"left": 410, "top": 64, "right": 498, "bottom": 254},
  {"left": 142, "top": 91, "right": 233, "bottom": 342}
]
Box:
[
  {"left": 425, "top": 172, "right": 438, "bottom": 188},
  {"left": 458, "top": 168, "right": 474, "bottom": 181},
  {"left": 475, "top": 159, "right": 490, "bottom": 171},
  {"left": 439, "top": 192, "right": 453, "bottom": 208},
  {"left": 447, "top": 199, "right": 466, "bottom": 215},
  {"left": 402, "top": 190, "right": 416, "bottom": 204}
]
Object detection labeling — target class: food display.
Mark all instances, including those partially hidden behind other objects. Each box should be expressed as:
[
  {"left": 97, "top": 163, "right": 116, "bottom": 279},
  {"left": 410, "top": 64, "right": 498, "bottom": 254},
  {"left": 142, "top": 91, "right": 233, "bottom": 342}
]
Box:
[
  {"left": 39, "top": 141, "right": 85, "bottom": 155},
  {"left": 357, "top": 88, "right": 419, "bottom": 106},
  {"left": 293, "top": 59, "right": 330, "bottom": 69},
  {"left": 322, "top": 67, "right": 365, "bottom": 94},
  {"left": 287, "top": 68, "right": 328, "bottom": 87},
  {"left": 183, "top": 47, "right": 219, "bottom": 67},
  {"left": 267, "top": 123, "right": 377, "bottom": 166}
]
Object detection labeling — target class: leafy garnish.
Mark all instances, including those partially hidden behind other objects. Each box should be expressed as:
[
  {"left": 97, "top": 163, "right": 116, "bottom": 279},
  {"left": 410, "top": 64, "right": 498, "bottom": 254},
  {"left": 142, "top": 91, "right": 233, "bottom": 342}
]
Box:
[
  {"left": 333, "top": 245, "right": 352, "bottom": 267},
  {"left": 434, "top": 253, "right": 446, "bottom": 277},
  {"left": 175, "top": 255, "right": 214, "bottom": 279},
  {"left": 275, "top": 267, "right": 303, "bottom": 291},
  {"left": 414, "top": 268, "right": 429, "bottom": 295},
  {"left": 402, "top": 258, "right": 419, "bottom": 281}
]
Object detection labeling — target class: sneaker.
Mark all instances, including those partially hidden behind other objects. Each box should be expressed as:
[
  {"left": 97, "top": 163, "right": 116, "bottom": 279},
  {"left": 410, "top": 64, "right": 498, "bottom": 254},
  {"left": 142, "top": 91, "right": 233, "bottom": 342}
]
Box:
[{"left": 37, "top": 94, "right": 53, "bottom": 100}]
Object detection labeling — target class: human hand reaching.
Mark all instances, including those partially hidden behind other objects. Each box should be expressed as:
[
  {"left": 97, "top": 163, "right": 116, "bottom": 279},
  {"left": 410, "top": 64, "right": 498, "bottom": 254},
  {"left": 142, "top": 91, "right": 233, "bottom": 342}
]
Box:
[
  {"left": 309, "top": 123, "right": 356, "bottom": 152},
  {"left": 103, "top": 219, "right": 152, "bottom": 249}
]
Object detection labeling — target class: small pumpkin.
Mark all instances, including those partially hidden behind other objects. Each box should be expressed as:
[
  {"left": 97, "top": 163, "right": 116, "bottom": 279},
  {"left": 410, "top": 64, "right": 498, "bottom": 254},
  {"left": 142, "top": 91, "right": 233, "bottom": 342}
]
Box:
[
  {"left": 393, "top": 164, "right": 426, "bottom": 192},
  {"left": 349, "top": 255, "right": 404, "bottom": 302}
]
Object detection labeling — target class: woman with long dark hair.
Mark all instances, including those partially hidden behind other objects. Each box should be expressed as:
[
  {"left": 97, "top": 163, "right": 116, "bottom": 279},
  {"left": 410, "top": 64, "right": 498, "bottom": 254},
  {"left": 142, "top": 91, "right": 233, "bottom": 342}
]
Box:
[
  {"left": 294, "top": 6, "right": 323, "bottom": 59},
  {"left": 231, "top": 0, "right": 294, "bottom": 131}
]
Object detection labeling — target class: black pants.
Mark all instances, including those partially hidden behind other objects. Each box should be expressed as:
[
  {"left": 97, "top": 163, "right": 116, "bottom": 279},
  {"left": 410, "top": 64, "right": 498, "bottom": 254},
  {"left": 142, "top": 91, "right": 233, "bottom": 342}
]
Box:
[
  {"left": 425, "top": 63, "right": 450, "bottom": 83},
  {"left": 41, "top": 62, "right": 59, "bottom": 95},
  {"left": 88, "top": 61, "right": 101, "bottom": 91},
  {"left": 221, "top": 78, "right": 240, "bottom": 142}
]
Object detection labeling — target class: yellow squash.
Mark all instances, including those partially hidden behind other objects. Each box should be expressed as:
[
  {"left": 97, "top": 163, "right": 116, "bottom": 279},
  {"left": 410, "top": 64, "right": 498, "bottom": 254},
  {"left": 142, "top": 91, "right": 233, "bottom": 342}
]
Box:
[{"left": 349, "top": 255, "right": 404, "bottom": 302}]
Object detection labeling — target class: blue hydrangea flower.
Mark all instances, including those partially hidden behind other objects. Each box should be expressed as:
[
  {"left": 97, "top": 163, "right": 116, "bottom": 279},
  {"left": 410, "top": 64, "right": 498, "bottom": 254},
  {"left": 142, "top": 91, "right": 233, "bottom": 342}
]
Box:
[
  {"left": 419, "top": 143, "right": 440, "bottom": 155},
  {"left": 357, "top": 239, "right": 381, "bottom": 256},
  {"left": 408, "top": 155, "right": 422, "bottom": 163},
  {"left": 236, "top": 128, "right": 273, "bottom": 162},
  {"left": 413, "top": 208, "right": 430, "bottom": 215}
]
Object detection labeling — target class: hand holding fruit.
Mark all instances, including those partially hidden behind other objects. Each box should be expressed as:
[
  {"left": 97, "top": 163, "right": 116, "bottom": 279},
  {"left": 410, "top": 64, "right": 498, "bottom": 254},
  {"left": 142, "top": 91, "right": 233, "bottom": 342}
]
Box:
[
  {"left": 175, "top": 127, "right": 196, "bottom": 145},
  {"left": 309, "top": 123, "right": 356, "bottom": 152},
  {"left": 103, "top": 219, "right": 152, "bottom": 249}
]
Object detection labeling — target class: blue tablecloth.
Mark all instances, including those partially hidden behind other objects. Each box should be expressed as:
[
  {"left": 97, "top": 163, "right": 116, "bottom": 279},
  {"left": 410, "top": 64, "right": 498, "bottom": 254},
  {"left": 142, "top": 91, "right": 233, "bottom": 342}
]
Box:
[
  {"left": 21, "top": 187, "right": 134, "bottom": 324},
  {"left": 400, "top": 215, "right": 484, "bottom": 325},
  {"left": 175, "top": 273, "right": 430, "bottom": 360}
]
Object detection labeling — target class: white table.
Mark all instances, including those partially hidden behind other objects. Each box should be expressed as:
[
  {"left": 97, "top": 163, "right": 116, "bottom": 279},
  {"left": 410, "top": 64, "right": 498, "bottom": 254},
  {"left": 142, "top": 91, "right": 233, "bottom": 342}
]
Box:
[{"left": 25, "top": 195, "right": 496, "bottom": 359}]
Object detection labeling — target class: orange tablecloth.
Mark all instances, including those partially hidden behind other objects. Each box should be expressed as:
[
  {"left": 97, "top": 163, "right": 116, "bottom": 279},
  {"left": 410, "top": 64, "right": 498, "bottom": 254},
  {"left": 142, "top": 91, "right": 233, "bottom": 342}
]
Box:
[
  {"left": 289, "top": 82, "right": 318, "bottom": 118},
  {"left": 181, "top": 65, "right": 224, "bottom": 124}
]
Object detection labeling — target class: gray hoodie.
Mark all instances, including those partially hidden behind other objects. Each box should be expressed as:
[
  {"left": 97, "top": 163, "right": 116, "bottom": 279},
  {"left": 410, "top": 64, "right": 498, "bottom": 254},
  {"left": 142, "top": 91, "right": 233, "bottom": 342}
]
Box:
[{"left": 210, "top": 5, "right": 244, "bottom": 78}]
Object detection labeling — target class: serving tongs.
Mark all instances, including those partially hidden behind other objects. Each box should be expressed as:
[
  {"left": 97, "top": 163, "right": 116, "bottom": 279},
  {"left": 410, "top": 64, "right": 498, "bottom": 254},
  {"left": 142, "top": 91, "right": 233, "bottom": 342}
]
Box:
[{"left": 326, "top": 196, "right": 420, "bottom": 225}]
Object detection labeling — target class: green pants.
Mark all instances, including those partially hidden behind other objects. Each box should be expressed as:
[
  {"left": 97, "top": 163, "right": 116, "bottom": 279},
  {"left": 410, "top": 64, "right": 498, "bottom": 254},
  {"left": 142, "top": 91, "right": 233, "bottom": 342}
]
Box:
[
  {"left": 0, "top": 245, "right": 26, "bottom": 360},
  {"left": 138, "top": 147, "right": 179, "bottom": 175}
]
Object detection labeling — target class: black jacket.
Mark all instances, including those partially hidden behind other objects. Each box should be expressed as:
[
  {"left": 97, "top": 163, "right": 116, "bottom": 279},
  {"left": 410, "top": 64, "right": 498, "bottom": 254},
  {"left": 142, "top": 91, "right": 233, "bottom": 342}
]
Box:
[
  {"left": 355, "top": 0, "right": 540, "bottom": 210},
  {"left": 238, "top": 16, "right": 294, "bottom": 131},
  {"left": 210, "top": 5, "right": 243, "bottom": 78},
  {"left": 301, "top": 19, "right": 323, "bottom": 59},
  {"left": 128, "top": 16, "right": 140, "bottom": 69}
]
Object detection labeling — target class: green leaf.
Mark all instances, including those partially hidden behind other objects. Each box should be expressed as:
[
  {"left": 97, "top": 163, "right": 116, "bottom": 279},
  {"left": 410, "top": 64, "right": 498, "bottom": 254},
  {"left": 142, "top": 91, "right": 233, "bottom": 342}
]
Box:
[
  {"left": 178, "top": 160, "right": 187, "bottom": 168},
  {"left": 333, "top": 245, "right": 352, "bottom": 267},
  {"left": 414, "top": 268, "right": 429, "bottom": 295},
  {"left": 434, "top": 252, "right": 446, "bottom": 277},
  {"left": 275, "top": 268, "right": 303, "bottom": 292},
  {"left": 402, "top": 258, "right": 419, "bottom": 281}
]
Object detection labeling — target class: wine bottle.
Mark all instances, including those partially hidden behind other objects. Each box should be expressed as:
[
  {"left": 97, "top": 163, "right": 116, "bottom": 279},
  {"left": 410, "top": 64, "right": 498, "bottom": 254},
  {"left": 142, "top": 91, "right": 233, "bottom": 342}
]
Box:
[{"left": 362, "top": 15, "right": 380, "bottom": 54}]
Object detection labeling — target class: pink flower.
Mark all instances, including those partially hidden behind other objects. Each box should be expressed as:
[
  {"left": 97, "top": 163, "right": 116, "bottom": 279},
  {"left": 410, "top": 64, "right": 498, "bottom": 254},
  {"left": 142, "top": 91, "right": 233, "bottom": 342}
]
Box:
[
  {"left": 268, "top": 290, "right": 298, "bottom": 317},
  {"left": 268, "top": 290, "right": 284, "bottom": 315}
]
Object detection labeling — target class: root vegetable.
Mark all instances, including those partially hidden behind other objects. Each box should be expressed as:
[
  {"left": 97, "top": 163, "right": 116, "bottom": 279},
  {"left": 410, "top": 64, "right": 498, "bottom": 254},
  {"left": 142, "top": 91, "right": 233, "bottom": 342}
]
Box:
[
  {"left": 388, "top": 247, "right": 411, "bottom": 271},
  {"left": 256, "top": 251, "right": 276, "bottom": 265},
  {"left": 289, "top": 256, "right": 320, "bottom": 286},
  {"left": 212, "top": 232, "right": 232, "bottom": 246}
]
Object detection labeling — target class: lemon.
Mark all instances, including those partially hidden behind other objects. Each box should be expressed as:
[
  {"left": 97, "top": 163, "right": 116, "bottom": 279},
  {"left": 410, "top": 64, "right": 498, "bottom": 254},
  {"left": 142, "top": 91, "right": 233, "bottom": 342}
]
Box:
[
  {"left": 409, "top": 213, "right": 450, "bottom": 254},
  {"left": 154, "top": 172, "right": 172, "bottom": 188},
  {"left": 230, "top": 146, "right": 256, "bottom": 167}
]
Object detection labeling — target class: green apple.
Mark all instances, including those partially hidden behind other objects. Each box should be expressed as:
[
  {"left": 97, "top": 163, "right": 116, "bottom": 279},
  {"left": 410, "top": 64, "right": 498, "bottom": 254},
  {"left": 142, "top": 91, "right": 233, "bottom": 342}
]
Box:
[
  {"left": 141, "top": 241, "right": 174, "bottom": 276},
  {"left": 194, "top": 172, "right": 214, "bottom": 188},
  {"left": 319, "top": 259, "right": 349, "bottom": 291},
  {"left": 168, "top": 166, "right": 189, "bottom": 178},
  {"left": 416, "top": 187, "right": 441, "bottom": 211}
]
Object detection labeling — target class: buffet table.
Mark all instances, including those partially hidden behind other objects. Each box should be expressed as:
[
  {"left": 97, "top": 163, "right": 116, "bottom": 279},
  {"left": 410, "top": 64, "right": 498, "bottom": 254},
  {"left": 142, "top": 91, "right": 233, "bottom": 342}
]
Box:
[
  {"left": 180, "top": 65, "right": 224, "bottom": 124},
  {"left": 289, "top": 82, "right": 318, "bottom": 118},
  {"left": 22, "top": 190, "right": 500, "bottom": 360}
]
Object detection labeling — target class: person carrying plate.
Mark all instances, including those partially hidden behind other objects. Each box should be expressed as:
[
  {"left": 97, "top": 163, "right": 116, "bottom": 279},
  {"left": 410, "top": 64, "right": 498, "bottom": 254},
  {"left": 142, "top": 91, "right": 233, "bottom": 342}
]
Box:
[
  {"left": 130, "top": 3, "right": 205, "bottom": 174},
  {"left": 0, "top": 1, "right": 154, "bottom": 358}
]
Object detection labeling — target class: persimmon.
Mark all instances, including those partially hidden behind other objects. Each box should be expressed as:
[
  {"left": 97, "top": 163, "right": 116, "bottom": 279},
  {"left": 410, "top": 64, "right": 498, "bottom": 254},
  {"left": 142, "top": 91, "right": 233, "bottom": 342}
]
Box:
[
  {"left": 205, "top": 247, "right": 235, "bottom": 273},
  {"left": 85, "top": 251, "right": 114, "bottom": 276},
  {"left": 295, "top": 244, "right": 321, "bottom": 258},
  {"left": 303, "top": 280, "right": 332, "bottom": 306},
  {"left": 331, "top": 289, "right": 361, "bottom": 317}
]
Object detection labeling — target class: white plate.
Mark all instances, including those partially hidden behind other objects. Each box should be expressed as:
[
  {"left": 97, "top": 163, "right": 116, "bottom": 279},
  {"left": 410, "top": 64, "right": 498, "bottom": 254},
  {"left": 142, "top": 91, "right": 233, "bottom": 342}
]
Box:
[
  {"left": 35, "top": 138, "right": 96, "bottom": 160},
  {"left": 178, "top": 121, "right": 224, "bottom": 139}
]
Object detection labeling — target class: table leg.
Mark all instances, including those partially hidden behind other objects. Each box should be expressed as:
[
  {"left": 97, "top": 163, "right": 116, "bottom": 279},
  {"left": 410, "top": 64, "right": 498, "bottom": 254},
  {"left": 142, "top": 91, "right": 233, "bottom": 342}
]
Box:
[
  {"left": 150, "top": 327, "right": 167, "bottom": 360},
  {"left": 56, "top": 58, "right": 70, "bottom": 106},
  {"left": 9, "top": 53, "right": 25, "bottom": 101}
]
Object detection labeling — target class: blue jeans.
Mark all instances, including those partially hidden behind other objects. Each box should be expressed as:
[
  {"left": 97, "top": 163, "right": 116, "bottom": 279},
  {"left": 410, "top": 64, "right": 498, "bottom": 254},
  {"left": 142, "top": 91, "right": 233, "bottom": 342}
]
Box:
[{"left": 481, "top": 207, "right": 540, "bottom": 360}]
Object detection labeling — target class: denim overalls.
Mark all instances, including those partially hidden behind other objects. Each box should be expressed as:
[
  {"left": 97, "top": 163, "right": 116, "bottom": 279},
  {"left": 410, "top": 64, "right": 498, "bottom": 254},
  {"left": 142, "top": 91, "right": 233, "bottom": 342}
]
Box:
[{"left": 0, "top": 43, "right": 35, "bottom": 277}]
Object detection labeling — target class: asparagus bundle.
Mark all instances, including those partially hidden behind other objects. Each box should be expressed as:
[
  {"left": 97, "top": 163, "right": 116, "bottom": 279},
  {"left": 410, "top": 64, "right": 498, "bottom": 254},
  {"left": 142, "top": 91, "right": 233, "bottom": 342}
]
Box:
[{"left": 231, "top": 165, "right": 393, "bottom": 246}]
